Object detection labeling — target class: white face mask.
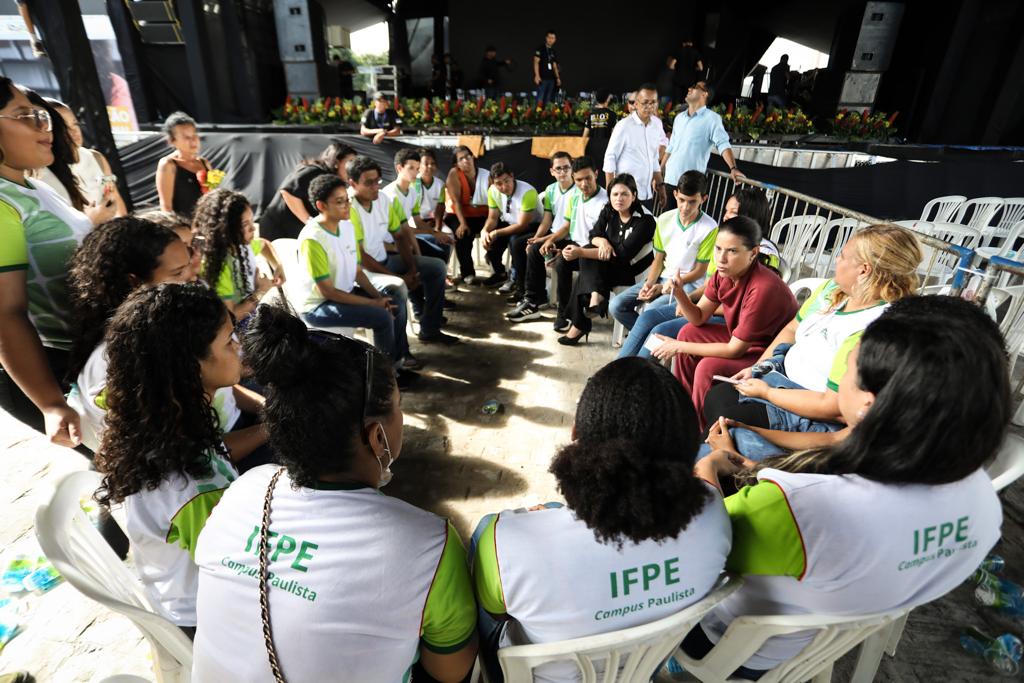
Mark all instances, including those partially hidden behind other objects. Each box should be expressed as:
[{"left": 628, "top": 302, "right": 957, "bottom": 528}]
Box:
[{"left": 375, "top": 424, "right": 394, "bottom": 487}]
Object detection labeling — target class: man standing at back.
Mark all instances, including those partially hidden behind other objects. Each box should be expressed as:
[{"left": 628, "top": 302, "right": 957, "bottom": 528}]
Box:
[
  {"left": 533, "top": 31, "right": 561, "bottom": 105},
  {"left": 603, "top": 84, "right": 666, "bottom": 211},
  {"left": 768, "top": 54, "right": 790, "bottom": 110},
  {"left": 663, "top": 81, "right": 744, "bottom": 195}
]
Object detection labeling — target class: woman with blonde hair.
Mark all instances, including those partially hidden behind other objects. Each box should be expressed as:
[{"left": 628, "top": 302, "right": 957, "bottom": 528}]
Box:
[{"left": 702, "top": 223, "right": 922, "bottom": 458}]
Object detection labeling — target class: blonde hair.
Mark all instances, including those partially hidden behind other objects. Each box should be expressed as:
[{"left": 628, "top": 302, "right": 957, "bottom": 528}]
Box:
[{"left": 831, "top": 223, "right": 922, "bottom": 308}]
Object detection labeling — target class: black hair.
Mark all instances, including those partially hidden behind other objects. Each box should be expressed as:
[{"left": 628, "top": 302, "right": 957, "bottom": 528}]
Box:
[
  {"left": 302, "top": 141, "right": 356, "bottom": 173},
  {"left": 756, "top": 296, "right": 1009, "bottom": 485},
  {"left": 490, "top": 161, "right": 513, "bottom": 179},
  {"left": 594, "top": 89, "right": 612, "bottom": 105},
  {"left": 95, "top": 283, "right": 230, "bottom": 506},
  {"left": 0, "top": 76, "right": 13, "bottom": 109},
  {"left": 485, "top": 45, "right": 497, "bottom": 52},
  {"left": 67, "top": 216, "right": 182, "bottom": 379},
  {"left": 161, "top": 111, "right": 197, "bottom": 139},
  {"left": 676, "top": 170, "right": 708, "bottom": 197},
  {"left": 308, "top": 173, "right": 346, "bottom": 208},
  {"left": 550, "top": 358, "right": 711, "bottom": 547},
  {"left": 346, "top": 155, "right": 381, "bottom": 185},
  {"left": 550, "top": 151, "right": 572, "bottom": 165},
  {"left": 418, "top": 147, "right": 437, "bottom": 163},
  {"left": 731, "top": 187, "right": 771, "bottom": 235},
  {"left": 243, "top": 305, "right": 396, "bottom": 489},
  {"left": 24, "top": 92, "right": 87, "bottom": 210},
  {"left": 545, "top": 29, "right": 556, "bottom": 36},
  {"left": 605, "top": 173, "right": 643, "bottom": 215},
  {"left": 717, "top": 215, "right": 761, "bottom": 250},
  {"left": 394, "top": 147, "right": 420, "bottom": 168},
  {"left": 451, "top": 144, "right": 475, "bottom": 166},
  {"left": 637, "top": 82, "right": 658, "bottom": 94},
  {"left": 137, "top": 209, "right": 191, "bottom": 233},
  {"left": 571, "top": 155, "right": 596, "bottom": 175},
  {"left": 194, "top": 188, "right": 253, "bottom": 297}
]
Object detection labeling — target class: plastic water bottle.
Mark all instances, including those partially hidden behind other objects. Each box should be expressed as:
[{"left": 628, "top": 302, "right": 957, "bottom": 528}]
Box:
[
  {"left": 960, "top": 626, "right": 1023, "bottom": 676},
  {"left": 974, "top": 572, "right": 1024, "bottom": 617}
]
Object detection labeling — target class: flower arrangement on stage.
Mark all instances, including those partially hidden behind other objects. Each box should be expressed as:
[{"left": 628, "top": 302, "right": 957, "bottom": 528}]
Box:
[
  {"left": 711, "top": 103, "right": 815, "bottom": 139},
  {"left": 828, "top": 109, "right": 899, "bottom": 141}
]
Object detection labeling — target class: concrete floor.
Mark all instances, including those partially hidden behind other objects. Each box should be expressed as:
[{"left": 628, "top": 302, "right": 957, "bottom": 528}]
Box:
[{"left": 0, "top": 282, "right": 1020, "bottom": 681}]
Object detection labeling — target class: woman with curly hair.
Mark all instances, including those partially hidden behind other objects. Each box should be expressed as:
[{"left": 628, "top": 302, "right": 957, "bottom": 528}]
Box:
[
  {"left": 66, "top": 216, "right": 268, "bottom": 463},
  {"left": 194, "top": 188, "right": 283, "bottom": 318},
  {"left": 192, "top": 306, "right": 478, "bottom": 682},
  {"left": 686, "top": 296, "right": 1005, "bottom": 679},
  {"left": 95, "top": 282, "right": 242, "bottom": 633},
  {"left": 470, "top": 356, "right": 730, "bottom": 683}
]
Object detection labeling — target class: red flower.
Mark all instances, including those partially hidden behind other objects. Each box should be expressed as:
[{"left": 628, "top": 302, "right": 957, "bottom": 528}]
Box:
[
  {"left": 301, "top": 97, "right": 309, "bottom": 111},
  {"left": 750, "top": 103, "right": 764, "bottom": 124},
  {"left": 424, "top": 99, "right": 431, "bottom": 117},
  {"left": 477, "top": 95, "right": 485, "bottom": 109},
  {"left": 499, "top": 96, "right": 506, "bottom": 113},
  {"left": 393, "top": 96, "right": 399, "bottom": 110},
  {"left": 726, "top": 102, "right": 734, "bottom": 117},
  {"left": 443, "top": 100, "right": 450, "bottom": 116},
  {"left": 284, "top": 95, "right": 292, "bottom": 107},
  {"left": 323, "top": 97, "right": 332, "bottom": 110},
  {"left": 887, "top": 111, "right": 900, "bottom": 125}
]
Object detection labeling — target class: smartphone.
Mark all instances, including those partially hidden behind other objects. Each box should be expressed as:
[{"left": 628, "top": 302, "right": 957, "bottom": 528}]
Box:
[
  {"left": 711, "top": 374, "right": 741, "bottom": 385},
  {"left": 643, "top": 335, "right": 664, "bottom": 353}
]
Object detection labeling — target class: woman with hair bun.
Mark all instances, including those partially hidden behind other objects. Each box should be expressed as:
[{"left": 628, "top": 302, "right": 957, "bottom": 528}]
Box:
[
  {"left": 471, "top": 356, "right": 731, "bottom": 683},
  {"left": 155, "top": 111, "right": 210, "bottom": 218},
  {"left": 192, "top": 305, "right": 478, "bottom": 683},
  {"left": 94, "top": 282, "right": 242, "bottom": 634}
]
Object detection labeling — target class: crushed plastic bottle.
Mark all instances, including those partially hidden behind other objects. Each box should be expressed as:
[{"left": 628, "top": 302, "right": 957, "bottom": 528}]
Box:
[
  {"left": 481, "top": 399, "right": 503, "bottom": 415},
  {"left": 974, "top": 570, "right": 1024, "bottom": 617},
  {"left": 21, "top": 561, "right": 62, "bottom": 594},
  {"left": 960, "top": 626, "right": 1022, "bottom": 676},
  {"left": 0, "top": 555, "right": 34, "bottom": 593}
]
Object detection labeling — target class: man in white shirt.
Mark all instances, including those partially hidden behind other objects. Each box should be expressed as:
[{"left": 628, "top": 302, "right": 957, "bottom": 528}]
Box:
[{"left": 603, "top": 83, "right": 666, "bottom": 211}]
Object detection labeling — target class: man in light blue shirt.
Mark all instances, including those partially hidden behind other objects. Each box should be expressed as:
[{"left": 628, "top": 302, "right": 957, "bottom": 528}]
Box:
[{"left": 662, "top": 81, "right": 745, "bottom": 192}]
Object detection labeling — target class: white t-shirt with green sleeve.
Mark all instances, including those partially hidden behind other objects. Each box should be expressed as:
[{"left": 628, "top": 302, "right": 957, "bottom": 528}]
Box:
[
  {"left": 542, "top": 180, "right": 575, "bottom": 229},
  {"left": 563, "top": 186, "right": 609, "bottom": 246},
  {"left": 0, "top": 177, "right": 93, "bottom": 350},
  {"left": 473, "top": 493, "right": 730, "bottom": 683},
  {"left": 486, "top": 179, "right": 541, "bottom": 225},
  {"left": 783, "top": 279, "right": 889, "bottom": 392},
  {"left": 382, "top": 180, "right": 421, "bottom": 228},
  {"left": 348, "top": 192, "right": 404, "bottom": 263},
  {"left": 124, "top": 450, "right": 238, "bottom": 626},
  {"left": 294, "top": 217, "right": 363, "bottom": 313},
  {"left": 192, "top": 465, "right": 477, "bottom": 682},
  {"left": 701, "top": 467, "right": 1002, "bottom": 671},
  {"left": 652, "top": 209, "right": 718, "bottom": 280},
  {"left": 213, "top": 240, "right": 263, "bottom": 305},
  {"left": 415, "top": 176, "right": 446, "bottom": 220}
]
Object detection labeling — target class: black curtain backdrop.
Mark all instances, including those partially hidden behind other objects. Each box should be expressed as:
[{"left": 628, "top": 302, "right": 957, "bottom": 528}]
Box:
[{"left": 121, "top": 133, "right": 1024, "bottom": 223}]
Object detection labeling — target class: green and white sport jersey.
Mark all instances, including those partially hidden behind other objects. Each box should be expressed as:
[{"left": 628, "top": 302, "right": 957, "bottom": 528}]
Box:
[
  {"left": 193, "top": 465, "right": 477, "bottom": 683},
  {"left": 563, "top": 186, "right": 609, "bottom": 246},
  {"left": 382, "top": 180, "right": 421, "bottom": 228},
  {"left": 349, "top": 191, "right": 404, "bottom": 263},
  {"left": 542, "top": 181, "right": 574, "bottom": 227},
  {"left": 702, "top": 467, "right": 1001, "bottom": 672},
  {"left": 67, "top": 341, "right": 239, "bottom": 452},
  {"left": 415, "top": 177, "right": 446, "bottom": 220},
  {"left": 124, "top": 450, "right": 237, "bottom": 627},
  {"left": 473, "top": 496, "right": 730, "bottom": 683},
  {"left": 784, "top": 279, "right": 889, "bottom": 392},
  {"left": 294, "top": 217, "right": 363, "bottom": 313},
  {"left": 486, "top": 179, "right": 541, "bottom": 225},
  {"left": 652, "top": 209, "right": 718, "bottom": 279},
  {"left": 213, "top": 240, "right": 264, "bottom": 305},
  {"left": 0, "top": 177, "right": 93, "bottom": 350}
]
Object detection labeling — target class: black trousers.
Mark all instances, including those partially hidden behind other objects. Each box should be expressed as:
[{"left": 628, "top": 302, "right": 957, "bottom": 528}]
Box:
[
  {"left": 524, "top": 239, "right": 578, "bottom": 320},
  {"left": 444, "top": 213, "right": 489, "bottom": 278},
  {"left": 481, "top": 223, "right": 538, "bottom": 284},
  {"left": 566, "top": 258, "right": 635, "bottom": 333}
]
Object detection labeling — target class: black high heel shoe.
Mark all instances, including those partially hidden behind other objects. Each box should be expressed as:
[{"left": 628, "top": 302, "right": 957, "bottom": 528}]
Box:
[
  {"left": 583, "top": 298, "right": 609, "bottom": 319},
  {"left": 558, "top": 329, "right": 590, "bottom": 346}
]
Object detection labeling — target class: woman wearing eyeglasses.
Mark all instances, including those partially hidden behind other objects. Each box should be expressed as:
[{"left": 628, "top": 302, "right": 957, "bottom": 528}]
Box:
[
  {"left": 444, "top": 144, "right": 492, "bottom": 283},
  {"left": 0, "top": 77, "right": 114, "bottom": 447},
  {"left": 94, "top": 283, "right": 243, "bottom": 636},
  {"left": 191, "top": 306, "right": 478, "bottom": 683}
]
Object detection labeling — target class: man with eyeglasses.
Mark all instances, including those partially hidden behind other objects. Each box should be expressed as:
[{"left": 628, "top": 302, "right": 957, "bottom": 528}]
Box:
[
  {"left": 479, "top": 162, "right": 541, "bottom": 293},
  {"left": 603, "top": 83, "right": 666, "bottom": 212},
  {"left": 662, "top": 81, "right": 744, "bottom": 196}
]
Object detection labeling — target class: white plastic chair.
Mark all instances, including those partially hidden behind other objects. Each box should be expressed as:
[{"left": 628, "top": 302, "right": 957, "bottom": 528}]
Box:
[
  {"left": 952, "top": 197, "right": 1005, "bottom": 231},
  {"left": 977, "top": 219, "right": 1024, "bottom": 261},
  {"left": 271, "top": 237, "right": 357, "bottom": 338},
  {"left": 788, "top": 277, "right": 828, "bottom": 307},
  {"left": 768, "top": 215, "right": 828, "bottom": 282},
  {"left": 610, "top": 243, "right": 656, "bottom": 348},
  {"left": 800, "top": 218, "right": 861, "bottom": 279},
  {"left": 35, "top": 471, "right": 193, "bottom": 683},
  {"left": 486, "top": 575, "right": 742, "bottom": 683},
  {"left": 919, "top": 195, "right": 966, "bottom": 223},
  {"left": 673, "top": 606, "right": 911, "bottom": 683},
  {"left": 975, "top": 199, "right": 1024, "bottom": 255},
  {"left": 912, "top": 222, "right": 982, "bottom": 285}
]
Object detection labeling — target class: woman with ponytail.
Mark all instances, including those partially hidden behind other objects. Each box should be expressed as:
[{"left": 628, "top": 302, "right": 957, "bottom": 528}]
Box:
[{"left": 470, "top": 356, "right": 731, "bottom": 683}]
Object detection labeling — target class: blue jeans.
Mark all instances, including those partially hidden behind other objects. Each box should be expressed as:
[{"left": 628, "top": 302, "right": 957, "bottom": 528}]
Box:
[
  {"left": 635, "top": 314, "right": 725, "bottom": 359},
  {"left": 536, "top": 78, "right": 557, "bottom": 105},
  {"left": 384, "top": 253, "right": 447, "bottom": 337},
  {"left": 613, "top": 279, "right": 704, "bottom": 358},
  {"left": 416, "top": 233, "right": 452, "bottom": 263},
  {"left": 302, "top": 296, "right": 407, "bottom": 364}
]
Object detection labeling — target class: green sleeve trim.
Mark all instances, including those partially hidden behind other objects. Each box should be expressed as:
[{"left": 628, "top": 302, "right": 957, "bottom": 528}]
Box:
[
  {"left": 797, "top": 279, "right": 836, "bottom": 322},
  {"left": 725, "top": 479, "right": 806, "bottom": 579},
  {"left": 387, "top": 197, "right": 403, "bottom": 233},
  {"left": 487, "top": 185, "right": 501, "bottom": 210},
  {"left": 421, "top": 521, "right": 477, "bottom": 652},
  {"left": 213, "top": 262, "right": 237, "bottom": 301},
  {"left": 696, "top": 227, "right": 718, "bottom": 263},
  {"left": 472, "top": 515, "right": 506, "bottom": 615},
  {"left": 827, "top": 331, "right": 862, "bottom": 393},
  {"left": 564, "top": 194, "right": 578, "bottom": 223},
  {"left": 251, "top": 238, "right": 265, "bottom": 257},
  {"left": 542, "top": 186, "right": 554, "bottom": 212},
  {"left": 167, "top": 487, "right": 230, "bottom": 561},
  {"left": 0, "top": 198, "right": 28, "bottom": 270},
  {"left": 520, "top": 188, "right": 539, "bottom": 213},
  {"left": 300, "top": 239, "right": 331, "bottom": 282}
]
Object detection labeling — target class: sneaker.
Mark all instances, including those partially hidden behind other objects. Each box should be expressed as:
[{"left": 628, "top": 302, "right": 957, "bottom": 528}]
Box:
[
  {"left": 401, "top": 355, "right": 423, "bottom": 370},
  {"left": 418, "top": 331, "right": 462, "bottom": 345},
  {"left": 498, "top": 279, "right": 516, "bottom": 294},
  {"left": 462, "top": 275, "right": 478, "bottom": 285},
  {"left": 507, "top": 301, "right": 542, "bottom": 322},
  {"left": 505, "top": 292, "right": 523, "bottom": 306},
  {"left": 537, "top": 301, "right": 555, "bottom": 311},
  {"left": 396, "top": 369, "right": 420, "bottom": 390},
  {"left": 553, "top": 318, "right": 570, "bottom": 332},
  {"left": 482, "top": 272, "right": 507, "bottom": 288}
]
